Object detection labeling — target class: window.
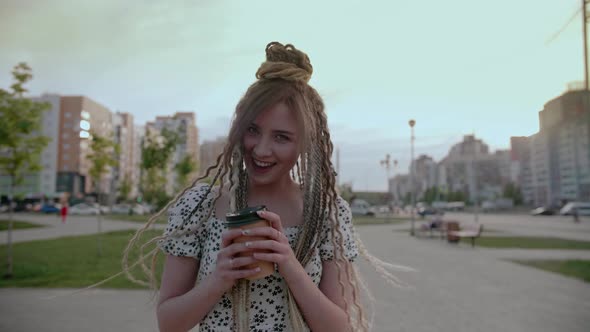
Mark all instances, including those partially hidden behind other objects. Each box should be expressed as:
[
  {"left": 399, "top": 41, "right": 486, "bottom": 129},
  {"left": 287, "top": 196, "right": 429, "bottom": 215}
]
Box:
[
  {"left": 65, "top": 112, "right": 71, "bottom": 118},
  {"left": 62, "top": 132, "right": 69, "bottom": 139},
  {"left": 63, "top": 143, "right": 70, "bottom": 149}
]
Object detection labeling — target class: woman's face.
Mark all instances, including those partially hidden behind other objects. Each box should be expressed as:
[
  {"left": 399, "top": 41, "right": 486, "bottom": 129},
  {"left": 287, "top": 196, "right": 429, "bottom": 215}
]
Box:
[{"left": 242, "top": 102, "right": 301, "bottom": 187}]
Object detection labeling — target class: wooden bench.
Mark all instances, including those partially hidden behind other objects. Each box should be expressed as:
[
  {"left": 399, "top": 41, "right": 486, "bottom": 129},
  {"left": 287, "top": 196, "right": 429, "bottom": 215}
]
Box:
[{"left": 447, "top": 223, "right": 483, "bottom": 247}]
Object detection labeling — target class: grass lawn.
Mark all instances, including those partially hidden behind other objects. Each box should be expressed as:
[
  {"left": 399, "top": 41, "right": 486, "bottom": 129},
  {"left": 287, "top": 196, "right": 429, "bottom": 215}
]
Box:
[
  {"left": 512, "top": 260, "right": 590, "bottom": 283},
  {"left": 104, "top": 214, "right": 168, "bottom": 224},
  {"left": 353, "top": 216, "right": 410, "bottom": 226},
  {"left": 0, "top": 219, "right": 45, "bottom": 231},
  {"left": 475, "top": 237, "right": 590, "bottom": 250},
  {"left": 0, "top": 229, "right": 164, "bottom": 289}
]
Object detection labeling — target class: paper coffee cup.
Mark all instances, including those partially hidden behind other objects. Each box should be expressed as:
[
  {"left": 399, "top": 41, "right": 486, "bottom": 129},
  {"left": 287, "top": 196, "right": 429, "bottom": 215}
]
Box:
[{"left": 225, "top": 206, "right": 274, "bottom": 280}]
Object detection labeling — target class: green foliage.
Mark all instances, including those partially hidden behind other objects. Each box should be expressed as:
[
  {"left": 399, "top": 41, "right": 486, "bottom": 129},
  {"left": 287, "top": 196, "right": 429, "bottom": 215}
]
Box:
[
  {"left": 0, "top": 229, "right": 164, "bottom": 289},
  {"left": 0, "top": 63, "right": 51, "bottom": 191},
  {"left": 503, "top": 182, "right": 523, "bottom": 205},
  {"left": 140, "top": 127, "right": 179, "bottom": 206},
  {"left": 512, "top": 260, "right": 590, "bottom": 283},
  {"left": 337, "top": 183, "right": 354, "bottom": 202},
  {"left": 421, "top": 187, "right": 442, "bottom": 204},
  {"left": 475, "top": 237, "right": 590, "bottom": 249},
  {"left": 118, "top": 174, "right": 132, "bottom": 203},
  {"left": 87, "top": 131, "right": 119, "bottom": 198},
  {"left": 446, "top": 190, "right": 466, "bottom": 202},
  {"left": 140, "top": 127, "right": 179, "bottom": 170},
  {"left": 0, "top": 220, "right": 45, "bottom": 231},
  {"left": 174, "top": 154, "right": 197, "bottom": 191}
]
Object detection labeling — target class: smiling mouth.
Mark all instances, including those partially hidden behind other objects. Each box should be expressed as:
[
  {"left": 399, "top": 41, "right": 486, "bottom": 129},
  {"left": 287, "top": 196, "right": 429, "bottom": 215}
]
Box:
[{"left": 252, "top": 158, "right": 276, "bottom": 170}]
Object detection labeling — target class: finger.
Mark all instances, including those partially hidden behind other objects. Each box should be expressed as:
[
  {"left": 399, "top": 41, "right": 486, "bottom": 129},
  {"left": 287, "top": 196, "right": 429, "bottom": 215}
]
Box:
[
  {"left": 252, "top": 252, "right": 282, "bottom": 263},
  {"left": 221, "top": 242, "right": 252, "bottom": 257},
  {"left": 221, "top": 228, "right": 246, "bottom": 248},
  {"left": 227, "top": 256, "right": 259, "bottom": 269},
  {"left": 227, "top": 267, "right": 261, "bottom": 279},
  {"left": 244, "top": 239, "right": 283, "bottom": 252},
  {"left": 257, "top": 210, "right": 285, "bottom": 233},
  {"left": 241, "top": 227, "right": 283, "bottom": 241}
]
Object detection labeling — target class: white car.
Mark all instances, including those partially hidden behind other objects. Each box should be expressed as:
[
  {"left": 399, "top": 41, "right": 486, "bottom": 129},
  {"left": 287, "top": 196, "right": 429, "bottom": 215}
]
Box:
[
  {"left": 69, "top": 203, "right": 101, "bottom": 215},
  {"left": 560, "top": 202, "right": 590, "bottom": 216},
  {"left": 111, "top": 203, "right": 147, "bottom": 215}
]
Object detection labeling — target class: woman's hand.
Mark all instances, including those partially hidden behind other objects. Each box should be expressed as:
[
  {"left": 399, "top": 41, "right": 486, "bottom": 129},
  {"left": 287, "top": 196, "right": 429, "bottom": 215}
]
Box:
[
  {"left": 241, "top": 210, "right": 300, "bottom": 277},
  {"left": 211, "top": 228, "right": 262, "bottom": 293}
]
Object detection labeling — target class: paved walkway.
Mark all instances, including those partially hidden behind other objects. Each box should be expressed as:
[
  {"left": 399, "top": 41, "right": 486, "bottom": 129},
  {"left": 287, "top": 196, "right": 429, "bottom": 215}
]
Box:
[{"left": 0, "top": 214, "right": 589, "bottom": 331}]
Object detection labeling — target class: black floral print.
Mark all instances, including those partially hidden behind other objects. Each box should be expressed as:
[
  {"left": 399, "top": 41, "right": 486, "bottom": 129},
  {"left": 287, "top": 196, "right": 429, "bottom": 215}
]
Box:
[{"left": 158, "top": 184, "right": 358, "bottom": 331}]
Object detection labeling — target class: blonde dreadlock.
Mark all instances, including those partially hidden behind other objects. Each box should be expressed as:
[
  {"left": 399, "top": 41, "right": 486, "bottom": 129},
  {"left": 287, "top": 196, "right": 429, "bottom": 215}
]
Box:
[{"left": 120, "top": 41, "right": 411, "bottom": 331}]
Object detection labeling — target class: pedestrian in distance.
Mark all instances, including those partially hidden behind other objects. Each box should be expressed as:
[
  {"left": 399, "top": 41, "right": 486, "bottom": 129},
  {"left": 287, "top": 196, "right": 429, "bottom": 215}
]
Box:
[
  {"left": 122, "top": 41, "right": 410, "bottom": 332},
  {"left": 59, "top": 192, "right": 69, "bottom": 224}
]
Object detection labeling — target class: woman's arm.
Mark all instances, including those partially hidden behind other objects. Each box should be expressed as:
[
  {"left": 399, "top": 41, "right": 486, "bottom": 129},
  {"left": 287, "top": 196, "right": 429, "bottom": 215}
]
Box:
[
  {"left": 157, "top": 256, "right": 225, "bottom": 332},
  {"left": 157, "top": 229, "right": 262, "bottom": 332},
  {"left": 245, "top": 210, "right": 352, "bottom": 331}
]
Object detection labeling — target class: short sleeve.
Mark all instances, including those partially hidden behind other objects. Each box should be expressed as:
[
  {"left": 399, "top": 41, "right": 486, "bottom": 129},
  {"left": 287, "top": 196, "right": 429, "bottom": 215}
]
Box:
[
  {"left": 157, "top": 183, "right": 213, "bottom": 259},
  {"left": 318, "top": 196, "right": 359, "bottom": 262}
]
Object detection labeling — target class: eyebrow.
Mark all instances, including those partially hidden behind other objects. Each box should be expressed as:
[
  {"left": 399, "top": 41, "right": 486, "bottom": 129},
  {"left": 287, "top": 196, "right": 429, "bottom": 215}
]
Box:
[{"left": 249, "top": 123, "right": 296, "bottom": 137}]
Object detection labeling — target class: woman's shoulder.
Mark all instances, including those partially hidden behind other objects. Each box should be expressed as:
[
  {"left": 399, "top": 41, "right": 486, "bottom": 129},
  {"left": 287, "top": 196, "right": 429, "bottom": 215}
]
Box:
[{"left": 176, "top": 183, "right": 216, "bottom": 202}]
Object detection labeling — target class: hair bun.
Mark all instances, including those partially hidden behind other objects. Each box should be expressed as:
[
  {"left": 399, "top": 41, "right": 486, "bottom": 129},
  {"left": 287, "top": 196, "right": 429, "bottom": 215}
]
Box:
[{"left": 255, "top": 42, "right": 313, "bottom": 83}]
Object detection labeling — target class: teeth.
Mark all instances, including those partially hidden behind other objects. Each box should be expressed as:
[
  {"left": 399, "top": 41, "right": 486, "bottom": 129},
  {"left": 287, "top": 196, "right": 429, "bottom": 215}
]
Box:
[{"left": 254, "top": 159, "right": 274, "bottom": 167}]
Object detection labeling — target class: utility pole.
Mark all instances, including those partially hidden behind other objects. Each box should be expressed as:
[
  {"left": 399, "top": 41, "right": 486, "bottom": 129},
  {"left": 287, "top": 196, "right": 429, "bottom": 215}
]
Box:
[
  {"left": 584, "top": 0, "right": 589, "bottom": 90},
  {"left": 409, "top": 120, "right": 416, "bottom": 236},
  {"left": 336, "top": 147, "right": 340, "bottom": 187}
]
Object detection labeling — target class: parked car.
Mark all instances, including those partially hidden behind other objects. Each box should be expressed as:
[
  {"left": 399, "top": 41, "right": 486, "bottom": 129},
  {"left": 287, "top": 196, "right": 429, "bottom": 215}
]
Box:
[
  {"left": 350, "top": 199, "right": 374, "bottom": 216},
  {"left": 530, "top": 206, "right": 555, "bottom": 216},
  {"left": 69, "top": 203, "right": 100, "bottom": 215},
  {"left": 560, "top": 202, "right": 590, "bottom": 216},
  {"left": 40, "top": 204, "right": 60, "bottom": 214},
  {"left": 418, "top": 207, "right": 438, "bottom": 217},
  {"left": 111, "top": 203, "right": 147, "bottom": 215}
]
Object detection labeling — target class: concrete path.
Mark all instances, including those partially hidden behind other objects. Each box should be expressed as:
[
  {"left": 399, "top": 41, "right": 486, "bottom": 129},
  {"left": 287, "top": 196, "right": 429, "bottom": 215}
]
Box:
[
  {"left": 0, "top": 213, "right": 165, "bottom": 245},
  {"left": 0, "top": 214, "right": 589, "bottom": 331}
]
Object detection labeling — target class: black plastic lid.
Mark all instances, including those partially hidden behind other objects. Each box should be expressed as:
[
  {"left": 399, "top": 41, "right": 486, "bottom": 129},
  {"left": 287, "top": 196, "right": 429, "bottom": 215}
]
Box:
[{"left": 224, "top": 205, "right": 266, "bottom": 227}]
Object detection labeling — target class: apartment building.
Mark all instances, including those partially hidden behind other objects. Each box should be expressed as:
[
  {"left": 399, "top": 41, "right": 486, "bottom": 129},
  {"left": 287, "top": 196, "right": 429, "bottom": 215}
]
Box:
[
  {"left": 199, "top": 136, "right": 227, "bottom": 174},
  {"left": 112, "top": 112, "right": 135, "bottom": 202},
  {"left": 519, "top": 88, "right": 590, "bottom": 207},
  {"left": 149, "top": 112, "right": 199, "bottom": 194},
  {"left": 56, "top": 96, "right": 113, "bottom": 197}
]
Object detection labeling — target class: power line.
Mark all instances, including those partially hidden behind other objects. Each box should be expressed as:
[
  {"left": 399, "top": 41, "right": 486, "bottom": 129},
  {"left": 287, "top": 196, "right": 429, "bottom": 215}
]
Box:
[{"left": 545, "top": 7, "right": 582, "bottom": 45}]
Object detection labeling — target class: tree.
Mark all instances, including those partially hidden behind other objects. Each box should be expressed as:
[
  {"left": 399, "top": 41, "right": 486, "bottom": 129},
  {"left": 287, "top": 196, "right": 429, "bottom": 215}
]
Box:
[
  {"left": 0, "top": 63, "right": 50, "bottom": 278},
  {"left": 118, "top": 173, "right": 132, "bottom": 203},
  {"left": 337, "top": 182, "right": 354, "bottom": 203},
  {"left": 503, "top": 182, "right": 523, "bottom": 205},
  {"left": 88, "top": 131, "right": 119, "bottom": 256},
  {"left": 140, "top": 127, "right": 179, "bottom": 209},
  {"left": 174, "top": 154, "right": 197, "bottom": 192},
  {"left": 421, "top": 187, "right": 443, "bottom": 204}
]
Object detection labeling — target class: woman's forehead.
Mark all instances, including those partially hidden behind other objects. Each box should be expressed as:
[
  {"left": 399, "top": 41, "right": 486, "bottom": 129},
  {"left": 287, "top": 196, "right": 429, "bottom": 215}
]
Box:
[{"left": 251, "top": 102, "right": 299, "bottom": 132}]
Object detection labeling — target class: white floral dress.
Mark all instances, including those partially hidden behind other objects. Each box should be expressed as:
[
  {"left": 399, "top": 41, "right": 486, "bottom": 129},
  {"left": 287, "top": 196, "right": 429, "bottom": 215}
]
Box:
[{"left": 158, "top": 184, "right": 359, "bottom": 332}]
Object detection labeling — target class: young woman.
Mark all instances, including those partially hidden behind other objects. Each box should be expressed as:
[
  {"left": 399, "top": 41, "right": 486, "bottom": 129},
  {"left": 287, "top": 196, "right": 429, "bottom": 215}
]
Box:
[{"left": 124, "top": 42, "right": 405, "bottom": 332}]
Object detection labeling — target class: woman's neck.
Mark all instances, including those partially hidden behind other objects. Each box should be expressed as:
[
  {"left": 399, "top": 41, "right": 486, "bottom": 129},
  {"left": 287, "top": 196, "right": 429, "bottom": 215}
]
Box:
[{"left": 247, "top": 177, "right": 299, "bottom": 203}]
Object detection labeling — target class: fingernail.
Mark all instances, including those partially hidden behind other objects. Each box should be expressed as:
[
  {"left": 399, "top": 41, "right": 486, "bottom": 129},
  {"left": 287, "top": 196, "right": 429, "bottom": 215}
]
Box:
[
  {"left": 257, "top": 211, "right": 265, "bottom": 216},
  {"left": 242, "top": 230, "right": 250, "bottom": 235},
  {"left": 255, "top": 267, "right": 261, "bottom": 272},
  {"left": 245, "top": 242, "right": 251, "bottom": 247}
]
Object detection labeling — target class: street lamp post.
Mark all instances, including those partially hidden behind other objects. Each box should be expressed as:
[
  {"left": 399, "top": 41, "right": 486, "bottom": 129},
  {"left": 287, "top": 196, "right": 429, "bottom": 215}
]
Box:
[
  {"left": 380, "top": 153, "right": 391, "bottom": 189},
  {"left": 409, "top": 119, "right": 416, "bottom": 236},
  {"left": 380, "top": 154, "right": 391, "bottom": 219}
]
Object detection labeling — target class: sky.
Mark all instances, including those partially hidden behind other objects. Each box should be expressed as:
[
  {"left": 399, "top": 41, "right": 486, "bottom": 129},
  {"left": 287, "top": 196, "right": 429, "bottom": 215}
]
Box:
[{"left": 0, "top": 0, "right": 583, "bottom": 191}]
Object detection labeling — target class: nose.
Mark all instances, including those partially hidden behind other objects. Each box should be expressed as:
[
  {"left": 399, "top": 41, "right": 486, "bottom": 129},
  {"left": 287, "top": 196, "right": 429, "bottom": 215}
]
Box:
[{"left": 253, "top": 136, "right": 272, "bottom": 158}]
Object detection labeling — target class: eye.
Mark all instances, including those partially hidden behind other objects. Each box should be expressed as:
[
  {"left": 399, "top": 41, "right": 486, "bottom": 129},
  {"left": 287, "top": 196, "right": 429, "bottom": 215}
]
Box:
[
  {"left": 247, "top": 126, "right": 259, "bottom": 135},
  {"left": 275, "top": 134, "right": 290, "bottom": 142}
]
